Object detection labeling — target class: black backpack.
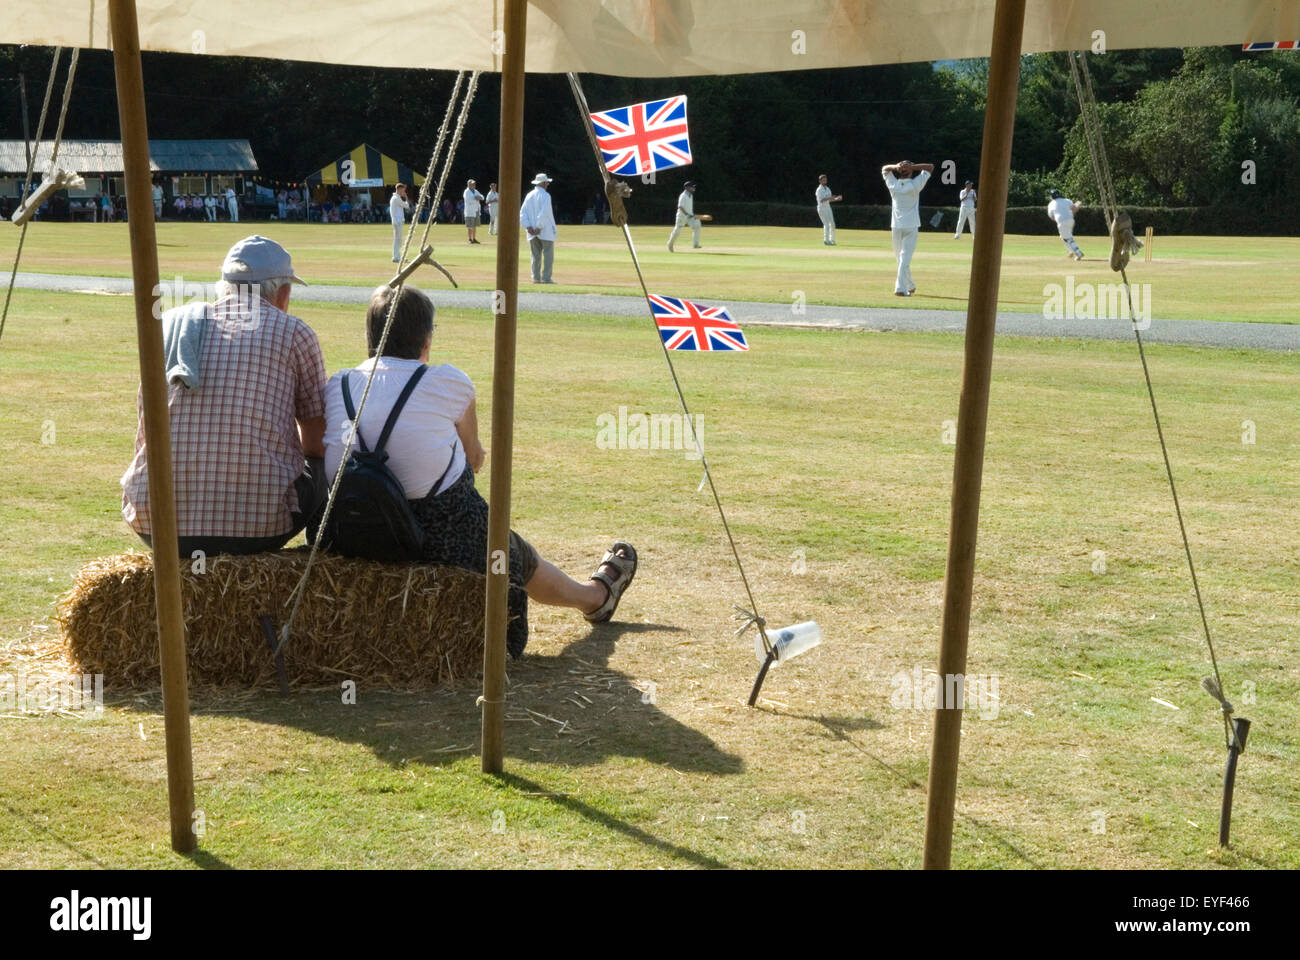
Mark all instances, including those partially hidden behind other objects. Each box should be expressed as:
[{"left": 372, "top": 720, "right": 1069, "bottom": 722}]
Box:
[{"left": 319, "top": 364, "right": 454, "bottom": 562}]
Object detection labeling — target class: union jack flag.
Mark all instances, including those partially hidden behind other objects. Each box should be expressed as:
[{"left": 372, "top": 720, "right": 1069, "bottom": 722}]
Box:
[
  {"left": 1243, "top": 41, "right": 1296, "bottom": 50},
  {"left": 590, "top": 96, "right": 692, "bottom": 177},
  {"left": 649, "top": 295, "right": 748, "bottom": 352}
]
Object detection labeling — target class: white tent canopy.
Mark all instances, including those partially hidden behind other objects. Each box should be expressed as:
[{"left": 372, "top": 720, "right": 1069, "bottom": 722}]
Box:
[{"left": 7, "top": 1, "right": 1298, "bottom": 74}]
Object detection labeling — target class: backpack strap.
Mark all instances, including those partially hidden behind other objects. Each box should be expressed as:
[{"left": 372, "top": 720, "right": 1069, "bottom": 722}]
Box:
[
  {"left": 429, "top": 438, "right": 460, "bottom": 495},
  {"left": 374, "top": 364, "right": 429, "bottom": 454},
  {"left": 339, "top": 372, "right": 370, "bottom": 454}
]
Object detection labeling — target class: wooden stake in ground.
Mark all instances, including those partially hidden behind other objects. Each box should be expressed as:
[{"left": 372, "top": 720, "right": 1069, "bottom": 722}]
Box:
[
  {"left": 1218, "top": 717, "right": 1250, "bottom": 846},
  {"left": 922, "top": 0, "right": 1025, "bottom": 871},
  {"left": 1145, "top": 226, "right": 1153, "bottom": 262},
  {"left": 481, "top": 0, "right": 527, "bottom": 774},
  {"left": 108, "top": 0, "right": 195, "bottom": 853}
]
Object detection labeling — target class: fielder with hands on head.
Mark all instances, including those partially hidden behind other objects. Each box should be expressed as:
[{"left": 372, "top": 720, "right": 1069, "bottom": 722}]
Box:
[
  {"left": 389, "top": 182, "right": 410, "bottom": 263},
  {"left": 881, "top": 159, "right": 934, "bottom": 296},
  {"left": 667, "top": 180, "right": 701, "bottom": 252},
  {"left": 816, "top": 174, "right": 842, "bottom": 245},
  {"left": 954, "top": 180, "right": 975, "bottom": 238},
  {"left": 1047, "top": 189, "right": 1084, "bottom": 260}
]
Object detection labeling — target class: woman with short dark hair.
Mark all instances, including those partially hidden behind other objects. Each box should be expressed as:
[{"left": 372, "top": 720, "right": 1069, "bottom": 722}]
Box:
[{"left": 323, "top": 285, "right": 636, "bottom": 657}]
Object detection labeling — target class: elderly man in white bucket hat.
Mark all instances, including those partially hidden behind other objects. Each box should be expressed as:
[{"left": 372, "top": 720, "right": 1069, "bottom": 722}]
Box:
[
  {"left": 122, "top": 235, "right": 328, "bottom": 558},
  {"left": 520, "top": 172, "right": 557, "bottom": 283}
]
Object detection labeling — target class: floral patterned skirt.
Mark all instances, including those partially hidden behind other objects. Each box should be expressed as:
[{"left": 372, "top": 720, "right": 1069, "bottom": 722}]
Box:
[{"left": 409, "top": 464, "right": 537, "bottom": 658}]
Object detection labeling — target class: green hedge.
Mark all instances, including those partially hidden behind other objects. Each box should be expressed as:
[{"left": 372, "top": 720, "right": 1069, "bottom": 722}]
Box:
[{"left": 616, "top": 198, "right": 1295, "bottom": 236}]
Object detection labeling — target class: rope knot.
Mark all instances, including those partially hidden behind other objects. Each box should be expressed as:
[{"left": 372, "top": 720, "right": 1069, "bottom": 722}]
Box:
[
  {"left": 1201, "top": 675, "right": 1234, "bottom": 717},
  {"left": 732, "top": 605, "right": 775, "bottom": 656},
  {"left": 731, "top": 605, "right": 766, "bottom": 637}
]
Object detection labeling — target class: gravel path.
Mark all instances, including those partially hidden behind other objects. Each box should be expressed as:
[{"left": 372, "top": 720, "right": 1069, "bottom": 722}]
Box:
[{"left": 13, "top": 270, "right": 1299, "bottom": 351}]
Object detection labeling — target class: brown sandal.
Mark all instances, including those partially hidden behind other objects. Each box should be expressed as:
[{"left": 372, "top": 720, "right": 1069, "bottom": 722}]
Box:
[{"left": 584, "top": 541, "right": 638, "bottom": 623}]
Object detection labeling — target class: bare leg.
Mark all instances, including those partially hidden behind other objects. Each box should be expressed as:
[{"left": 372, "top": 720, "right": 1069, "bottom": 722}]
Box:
[{"left": 524, "top": 554, "right": 606, "bottom": 614}]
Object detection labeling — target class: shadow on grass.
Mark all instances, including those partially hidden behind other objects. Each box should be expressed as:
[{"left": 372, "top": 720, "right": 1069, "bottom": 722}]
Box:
[
  {"left": 495, "top": 771, "right": 728, "bottom": 869},
  {"left": 756, "top": 706, "right": 1045, "bottom": 868},
  {"left": 159, "top": 618, "right": 744, "bottom": 776},
  {"left": 3, "top": 803, "right": 110, "bottom": 868},
  {"left": 182, "top": 847, "right": 235, "bottom": 870}
]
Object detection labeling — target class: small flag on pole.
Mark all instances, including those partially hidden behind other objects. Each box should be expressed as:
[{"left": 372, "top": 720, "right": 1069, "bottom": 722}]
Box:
[
  {"left": 649, "top": 295, "right": 748, "bottom": 351},
  {"left": 1243, "top": 41, "right": 1297, "bottom": 50},
  {"left": 590, "top": 96, "right": 692, "bottom": 177}
]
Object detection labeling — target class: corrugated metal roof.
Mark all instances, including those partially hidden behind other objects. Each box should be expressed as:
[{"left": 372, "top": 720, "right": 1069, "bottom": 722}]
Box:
[{"left": 0, "top": 139, "right": 258, "bottom": 174}]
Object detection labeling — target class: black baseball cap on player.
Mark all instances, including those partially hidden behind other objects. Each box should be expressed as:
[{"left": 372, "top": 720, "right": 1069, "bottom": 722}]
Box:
[
  {"left": 684, "top": 180, "right": 697, "bottom": 188},
  {"left": 1050, "top": 189, "right": 1063, "bottom": 199}
]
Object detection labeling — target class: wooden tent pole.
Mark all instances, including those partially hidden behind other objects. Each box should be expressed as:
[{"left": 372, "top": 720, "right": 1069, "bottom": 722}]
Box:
[
  {"left": 481, "top": 0, "right": 527, "bottom": 774},
  {"left": 108, "top": 0, "right": 196, "bottom": 852},
  {"left": 921, "top": 0, "right": 1025, "bottom": 870}
]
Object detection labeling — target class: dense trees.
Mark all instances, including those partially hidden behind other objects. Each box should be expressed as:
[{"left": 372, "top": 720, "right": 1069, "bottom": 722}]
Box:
[{"left": 1, "top": 43, "right": 1296, "bottom": 223}]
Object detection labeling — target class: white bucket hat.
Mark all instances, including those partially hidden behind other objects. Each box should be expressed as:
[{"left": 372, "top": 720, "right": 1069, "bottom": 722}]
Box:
[{"left": 531, "top": 172, "right": 552, "bottom": 185}]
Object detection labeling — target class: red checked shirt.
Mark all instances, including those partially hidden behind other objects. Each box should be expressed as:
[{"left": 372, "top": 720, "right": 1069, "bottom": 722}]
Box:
[{"left": 121, "top": 296, "right": 326, "bottom": 539}]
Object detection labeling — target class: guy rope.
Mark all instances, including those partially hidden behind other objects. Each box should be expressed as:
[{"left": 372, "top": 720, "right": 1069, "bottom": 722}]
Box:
[
  {"left": 276, "top": 71, "right": 479, "bottom": 657},
  {"left": 1068, "top": 50, "right": 1249, "bottom": 845},
  {"left": 2, "top": 47, "right": 82, "bottom": 343},
  {"left": 565, "top": 73, "right": 780, "bottom": 706}
]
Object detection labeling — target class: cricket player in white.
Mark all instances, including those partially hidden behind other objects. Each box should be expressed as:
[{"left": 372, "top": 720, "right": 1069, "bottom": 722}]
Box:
[
  {"left": 1047, "top": 189, "right": 1084, "bottom": 259},
  {"left": 520, "top": 172, "right": 557, "bottom": 283},
  {"left": 667, "top": 181, "right": 701, "bottom": 252},
  {"left": 486, "top": 182, "right": 500, "bottom": 236},
  {"left": 389, "top": 182, "right": 410, "bottom": 262},
  {"left": 225, "top": 186, "right": 239, "bottom": 222},
  {"left": 881, "top": 160, "right": 933, "bottom": 296},
  {"left": 816, "top": 174, "right": 842, "bottom": 245},
  {"left": 463, "top": 179, "right": 485, "bottom": 244},
  {"left": 954, "top": 180, "right": 976, "bottom": 238}
]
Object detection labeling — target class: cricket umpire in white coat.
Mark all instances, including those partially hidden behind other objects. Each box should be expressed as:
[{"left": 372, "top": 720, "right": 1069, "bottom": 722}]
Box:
[
  {"left": 881, "top": 160, "right": 934, "bottom": 296},
  {"left": 520, "top": 172, "right": 557, "bottom": 283}
]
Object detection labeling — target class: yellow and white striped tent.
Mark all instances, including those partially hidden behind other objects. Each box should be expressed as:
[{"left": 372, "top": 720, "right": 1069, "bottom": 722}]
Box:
[{"left": 304, "top": 144, "right": 425, "bottom": 189}]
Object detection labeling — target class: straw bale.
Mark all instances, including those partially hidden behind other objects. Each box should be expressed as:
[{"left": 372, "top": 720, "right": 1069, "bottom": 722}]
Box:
[{"left": 55, "top": 551, "right": 497, "bottom": 690}]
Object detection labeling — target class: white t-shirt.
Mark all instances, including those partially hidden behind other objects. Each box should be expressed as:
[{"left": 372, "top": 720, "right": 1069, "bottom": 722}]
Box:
[
  {"left": 1047, "top": 197, "right": 1075, "bottom": 224},
  {"left": 519, "top": 187, "right": 556, "bottom": 241},
  {"left": 323, "top": 356, "right": 474, "bottom": 500},
  {"left": 389, "top": 192, "right": 409, "bottom": 225},
  {"left": 463, "top": 188, "right": 482, "bottom": 218},
  {"left": 486, "top": 189, "right": 499, "bottom": 209},
  {"left": 960, "top": 187, "right": 976, "bottom": 207},
  {"left": 882, "top": 168, "right": 931, "bottom": 230},
  {"left": 676, "top": 189, "right": 695, "bottom": 218},
  {"left": 815, "top": 184, "right": 832, "bottom": 206}
]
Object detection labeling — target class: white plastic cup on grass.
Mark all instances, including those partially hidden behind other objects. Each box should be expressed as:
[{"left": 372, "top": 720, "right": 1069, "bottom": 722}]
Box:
[{"left": 755, "top": 621, "right": 822, "bottom": 666}]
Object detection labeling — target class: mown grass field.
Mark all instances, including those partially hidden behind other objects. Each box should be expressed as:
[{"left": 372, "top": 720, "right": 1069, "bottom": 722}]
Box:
[
  {"left": 0, "top": 224, "right": 1297, "bottom": 869},
  {"left": 5, "top": 221, "right": 1299, "bottom": 323}
]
